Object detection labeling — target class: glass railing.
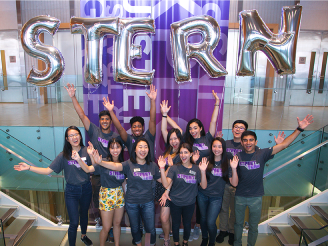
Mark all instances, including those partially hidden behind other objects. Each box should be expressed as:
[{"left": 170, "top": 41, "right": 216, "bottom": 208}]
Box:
[{"left": 257, "top": 124, "right": 328, "bottom": 223}]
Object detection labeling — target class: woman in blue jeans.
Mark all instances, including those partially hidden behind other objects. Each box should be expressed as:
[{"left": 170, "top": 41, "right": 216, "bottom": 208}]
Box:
[
  {"left": 92, "top": 137, "right": 161, "bottom": 246},
  {"left": 197, "top": 138, "right": 239, "bottom": 246},
  {"left": 14, "top": 126, "right": 93, "bottom": 246}
]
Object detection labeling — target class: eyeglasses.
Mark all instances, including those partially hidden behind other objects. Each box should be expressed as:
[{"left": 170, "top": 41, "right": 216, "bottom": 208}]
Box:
[
  {"left": 68, "top": 133, "right": 79, "bottom": 138},
  {"left": 234, "top": 126, "right": 245, "bottom": 131}
]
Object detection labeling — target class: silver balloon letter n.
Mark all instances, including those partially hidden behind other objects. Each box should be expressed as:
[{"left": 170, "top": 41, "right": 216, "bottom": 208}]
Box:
[
  {"left": 237, "top": 5, "right": 302, "bottom": 76},
  {"left": 170, "top": 15, "right": 227, "bottom": 83},
  {"left": 70, "top": 17, "right": 120, "bottom": 85},
  {"left": 21, "top": 15, "right": 65, "bottom": 86}
]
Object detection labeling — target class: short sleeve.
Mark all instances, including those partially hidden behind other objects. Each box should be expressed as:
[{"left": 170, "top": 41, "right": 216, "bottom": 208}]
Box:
[
  {"left": 49, "top": 154, "right": 64, "bottom": 174},
  {"left": 263, "top": 148, "right": 274, "bottom": 162},
  {"left": 206, "top": 131, "right": 214, "bottom": 142},
  {"left": 93, "top": 164, "right": 101, "bottom": 175},
  {"left": 167, "top": 166, "right": 175, "bottom": 180},
  {"left": 145, "top": 129, "right": 155, "bottom": 140},
  {"left": 87, "top": 122, "right": 96, "bottom": 138},
  {"left": 153, "top": 163, "right": 161, "bottom": 180},
  {"left": 121, "top": 161, "right": 129, "bottom": 176},
  {"left": 196, "top": 168, "right": 202, "bottom": 184}
]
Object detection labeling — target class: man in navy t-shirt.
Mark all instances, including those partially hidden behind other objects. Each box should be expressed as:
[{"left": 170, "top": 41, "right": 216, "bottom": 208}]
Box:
[{"left": 233, "top": 115, "right": 314, "bottom": 246}]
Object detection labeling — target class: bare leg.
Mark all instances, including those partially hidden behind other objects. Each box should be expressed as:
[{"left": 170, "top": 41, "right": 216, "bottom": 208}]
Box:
[
  {"left": 161, "top": 207, "right": 171, "bottom": 240},
  {"left": 99, "top": 210, "right": 114, "bottom": 246},
  {"left": 113, "top": 207, "right": 124, "bottom": 246}
]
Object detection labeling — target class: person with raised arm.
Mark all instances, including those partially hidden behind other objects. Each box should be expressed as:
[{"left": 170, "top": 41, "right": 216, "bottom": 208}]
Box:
[
  {"left": 92, "top": 138, "right": 161, "bottom": 246},
  {"left": 158, "top": 143, "right": 208, "bottom": 246},
  {"left": 102, "top": 84, "right": 157, "bottom": 161},
  {"left": 65, "top": 83, "right": 120, "bottom": 230},
  {"left": 14, "top": 126, "right": 93, "bottom": 246},
  {"left": 197, "top": 137, "right": 239, "bottom": 246},
  {"left": 233, "top": 115, "right": 314, "bottom": 246},
  {"left": 75, "top": 139, "right": 125, "bottom": 246}
]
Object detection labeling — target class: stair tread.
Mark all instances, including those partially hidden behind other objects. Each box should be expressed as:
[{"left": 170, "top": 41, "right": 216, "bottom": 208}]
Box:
[
  {"left": 4, "top": 217, "right": 36, "bottom": 235},
  {"left": 0, "top": 206, "right": 18, "bottom": 222},
  {"left": 310, "top": 204, "right": 328, "bottom": 221},
  {"left": 269, "top": 224, "right": 300, "bottom": 245}
]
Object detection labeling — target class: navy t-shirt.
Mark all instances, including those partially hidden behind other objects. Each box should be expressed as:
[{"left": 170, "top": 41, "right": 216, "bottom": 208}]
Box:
[
  {"left": 167, "top": 164, "right": 202, "bottom": 206},
  {"left": 235, "top": 148, "right": 273, "bottom": 197},
  {"left": 122, "top": 159, "right": 160, "bottom": 204},
  {"left": 125, "top": 130, "right": 156, "bottom": 161},
  {"left": 87, "top": 122, "right": 120, "bottom": 158},
  {"left": 49, "top": 146, "right": 91, "bottom": 186},
  {"left": 199, "top": 160, "right": 232, "bottom": 197},
  {"left": 93, "top": 163, "right": 125, "bottom": 189}
]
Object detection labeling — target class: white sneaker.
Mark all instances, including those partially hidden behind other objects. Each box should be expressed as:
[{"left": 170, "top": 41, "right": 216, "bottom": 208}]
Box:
[{"left": 193, "top": 225, "right": 200, "bottom": 240}]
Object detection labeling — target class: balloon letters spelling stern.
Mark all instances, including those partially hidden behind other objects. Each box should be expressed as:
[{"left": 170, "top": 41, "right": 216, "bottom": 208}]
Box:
[
  {"left": 170, "top": 15, "right": 227, "bottom": 83},
  {"left": 21, "top": 15, "right": 65, "bottom": 86},
  {"left": 237, "top": 5, "right": 302, "bottom": 76}
]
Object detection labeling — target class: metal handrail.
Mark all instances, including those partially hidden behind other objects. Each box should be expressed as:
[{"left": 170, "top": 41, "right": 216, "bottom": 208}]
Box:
[
  {"left": 263, "top": 140, "right": 328, "bottom": 179},
  {"left": 0, "top": 143, "right": 63, "bottom": 178}
]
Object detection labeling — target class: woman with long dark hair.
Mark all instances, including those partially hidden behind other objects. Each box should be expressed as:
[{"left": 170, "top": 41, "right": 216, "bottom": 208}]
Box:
[
  {"left": 91, "top": 137, "right": 161, "bottom": 246},
  {"left": 75, "top": 138, "right": 125, "bottom": 246},
  {"left": 197, "top": 137, "right": 238, "bottom": 246},
  {"left": 14, "top": 126, "right": 93, "bottom": 246},
  {"left": 158, "top": 143, "right": 208, "bottom": 246}
]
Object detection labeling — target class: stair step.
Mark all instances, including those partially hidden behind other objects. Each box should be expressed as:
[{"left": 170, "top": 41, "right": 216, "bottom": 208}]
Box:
[
  {"left": 268, "top": 223, "right": 300, "bottom": 246},
  {"left": 289, "top": 213, "right": 328, "bottom": 243},
  {"left": 0, "top": 205, "right": 18, "bottom": 223},
  {"left": 310, "top": 203, "right": 328, "bottom": 223},
  {"left": 4, "top": 216, "right": 36, "bottom": 246}
]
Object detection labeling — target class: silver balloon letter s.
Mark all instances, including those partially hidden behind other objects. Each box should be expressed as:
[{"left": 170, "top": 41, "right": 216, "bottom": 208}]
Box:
[
  {"left": 71, "top": 17, "right": 119, "bottom": 85},
  {"left": 21, "top": 15, "right": 65, "bottom": 86},
  {"left": 237, "top": 5, "right": 302, "bottom": 76},
  {"left": 170, "top": 15, "right": 227, "bottom": 83},
  {"left": 113, "top": 18, "right": 155, "bottom": 85}
]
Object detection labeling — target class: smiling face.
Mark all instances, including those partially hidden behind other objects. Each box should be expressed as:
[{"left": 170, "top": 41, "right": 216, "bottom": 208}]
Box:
[
  {"left": 179, "top": 147, "right": 192, "bottom": 164},
  {"left": 169, "top": 132, "right": 180, "bottom": 152},
  {"left": 241, "top": 135, "right": 258, "bottom": 154},
  {"left": 131, "top": 121, "right": 144, "bottom": 137},
  {"left": 66, "top": 129, "right": 81, "bottom": 148},
  {"left": 109, "top": 143, "right": 122, "bottom": 161},
  {"left": 212, "top": 140, "right": 223, "bottom": 157},
  {"left": 189, "top": 122, "right": 202, "bottom": 139},
  {"left": 99, "top": 115, "right": 111, "bottom": 131},
  {"left": 232, "top": 123, "right": 246, "bottom": 141},
  {"left": 135, "top": 140, "right": 149, "bottom": 161}
]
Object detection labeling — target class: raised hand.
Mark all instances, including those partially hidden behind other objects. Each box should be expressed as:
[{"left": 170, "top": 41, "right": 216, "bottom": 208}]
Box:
[
  {"left": 158, "top": 156, "right": 166, "bottom": 169},
  {"left": 71, "top": 150, "right": 81, "bottom": 161},
  {"left": 103, "top": 97, "right": 114, "bottom": 112},
  {"left": 146, "top": 84, "right": 157, "bottom": 101},
  {"left": 212, "top": 90, "right": 220, "bottom": 104},
  {"left": 167, "top": 155, "right": 173, "bottom": 167},
  {"left": 192, "top": 150, "right": 200, "bottom": 163},
  {"left": 92, "top": 150, "right": 102, "bottom": 164},
  {"left": 14, "top": 162, "right": 30, "bottom": 171},
  {"left": 64, "top": 83, "right": 76, "bottom": 98},
  {"left": 159, "top": 192, "right": 171, "bottom": 206},
  {"left": 274, "top": 131, "right": 286, "bottom": 145},
  {"left": 160, "top": 100, "right": 171, "bottom": 115},
  {"left": 199, "top": 157, "right": 208, "bottom": 171},
  {"left": 216, "top": 131, "right": 223, "bottom": 138},
  {"left": 230, "top": 155, "right": 239, "bottom": 169},
  {"left": 297, "top": 114, "right": 314, "bottom": 130},
  {"left": 87, "top": 141, "right": 95, "bottom": 156}
]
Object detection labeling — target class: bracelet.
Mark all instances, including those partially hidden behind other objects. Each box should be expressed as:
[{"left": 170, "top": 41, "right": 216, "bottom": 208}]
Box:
[
  {"left": 297, "top": 127, "right": 304, "bottom": 132},
  {"left": 162, "top": 115, "right": 167, "bottom": 118},
  {"left": 160, "top": 167, "right": 165, "bottom": 169},
  {"left": 215, "top": 104, "right": 219, "bottom": 106},
  {"left": 166, "top": 188, "right": 170, "bottom": 192},
  {"left": 28, "top": 165, "right": 31, "bottom": 171}
]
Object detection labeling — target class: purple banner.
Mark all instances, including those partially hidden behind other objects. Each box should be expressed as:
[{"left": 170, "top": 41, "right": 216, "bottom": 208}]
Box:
[{"left": 80, "top": 0, "right": 230, "bottom": 159}]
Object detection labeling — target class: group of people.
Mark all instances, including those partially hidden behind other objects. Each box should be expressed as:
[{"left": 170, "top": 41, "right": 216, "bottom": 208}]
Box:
[{"left": 14, "top": 83, "right": 314, "bottom": 246}]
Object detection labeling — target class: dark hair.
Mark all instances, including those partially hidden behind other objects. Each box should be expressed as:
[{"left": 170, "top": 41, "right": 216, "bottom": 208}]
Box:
[
  {"left": 107, "top": 138, "right": 124, "bottom": 163},
  {"left": 208, "top": 137, "right": 230, "bottom": 182},
  {"left": 241, "top": 130, "right": 257, "bottom": 141},
  {"left": 99, "top": 110, "right": 112, "bottom": 120},
  {"left": 130, "top": 137, "right": 151, "bottom": 164},
  {"left": 232, "top": 120, "right": 248, "bottom": 130},
  {"left": 63, "top": 126, "right": 84, "bottom": 160},
  {"left": 163, "top": 129, "right": 183, "bottom": 158},
  {"left": 130, "top": 116, "right": 144, "bottom": 127},
  {"left": 176, "top": 143, "right": 195, "bottom": 165},
  {"left": 185, "top": 119, "right": 206, "bottom": 146}
]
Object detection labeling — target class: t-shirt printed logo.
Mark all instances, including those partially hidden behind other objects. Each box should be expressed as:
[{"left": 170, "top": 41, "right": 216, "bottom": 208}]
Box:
[
  {"left": 98, "top": 137, "right": 109, "bottom": 148},
  {"left": 189, "top": 170, "right": 196, "bottom": 175},
  {"left": 193, "top": 143, "right": 208, "bottom": 150},
  {"left": 132, "top": 139, "right": 135, "bottom": 144},
  {"left": 133, "top": 172, "right": 153, "bottom": 180},
  {"left": 67, "top": 157, "right": 86, "bottom": 168},
  {"left": 211, "top": 168, "right": 222, "bottom": 176},
  {"left": 177, "top": 174, "right": 196, "bottom": 184},
  {"left": 239, "top": 161, "right": 260, "bottom": 170},
  {"left": 109, "top": 171, "right": 125, "bottom": 180},
  {"left": 227, "top": 148, "right": 242, "bottom": 156}
]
